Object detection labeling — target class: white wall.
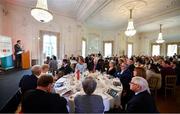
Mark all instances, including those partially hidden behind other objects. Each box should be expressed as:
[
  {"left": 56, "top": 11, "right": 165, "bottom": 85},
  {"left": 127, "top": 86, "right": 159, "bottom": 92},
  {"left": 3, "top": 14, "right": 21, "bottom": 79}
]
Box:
[
  {"left": 85, "top": 28, "right": 141, "bottom": 57},
  {"left": 85, "top": 28, "right": 119, "bottom": 56},
  {"left": 0, "top": 3, "right": 84, "bottom": 61},
  {"left": 0, "top": 4, "right": 3, "bottom": 34},
  {"left": 139, "top": 26, "right": 180, "bottom": 56}
]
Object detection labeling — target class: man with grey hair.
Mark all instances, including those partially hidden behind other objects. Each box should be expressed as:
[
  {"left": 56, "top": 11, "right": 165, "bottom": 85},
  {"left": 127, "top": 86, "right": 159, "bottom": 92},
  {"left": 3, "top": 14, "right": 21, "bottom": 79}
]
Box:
[
  {"left": 74, "top": 76, "right": 104, "bottom": 113},
  {"left": 19, "top": 65, "right": 41, "bottom": 94},
  {"left": 126, "top": 76, "right": 158, "bottom": 113}
]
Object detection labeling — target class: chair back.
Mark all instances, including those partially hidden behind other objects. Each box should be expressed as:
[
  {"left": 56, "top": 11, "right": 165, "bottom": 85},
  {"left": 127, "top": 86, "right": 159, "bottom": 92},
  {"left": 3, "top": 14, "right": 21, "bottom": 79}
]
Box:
[
  {"left": 165, "top": 75, "right": 176, "bottom": 87},
  {"left": 148, "top": 77, "right": 158, "bottom": 89}
]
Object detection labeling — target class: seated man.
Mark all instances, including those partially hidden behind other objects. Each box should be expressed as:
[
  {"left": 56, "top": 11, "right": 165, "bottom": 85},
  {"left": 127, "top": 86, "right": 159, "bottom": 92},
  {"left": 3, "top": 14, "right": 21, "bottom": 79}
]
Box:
[
  {"left": 21, "top": 74, "right": 68, "bottom": 113},
  {"left": 58, "top": 59, "right": 73, "bottom": 75},
  {"left": 19, "top": 65, "right": 41, "bottom": 94},
  {"left": 126, "top": 76, "right": 158, "bottom": 113},
  {"left": 41, "top": 64, "right": 49, "bottom": 74},
  {"left": 74, "top": 77, "right": 104, "bottom": 113}
]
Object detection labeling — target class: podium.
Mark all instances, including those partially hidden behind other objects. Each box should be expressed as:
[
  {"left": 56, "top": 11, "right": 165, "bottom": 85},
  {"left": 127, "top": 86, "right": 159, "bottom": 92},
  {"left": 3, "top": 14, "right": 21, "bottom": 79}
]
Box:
[{"left": 21, "top": 51, "right": 31, "bottom": 69}]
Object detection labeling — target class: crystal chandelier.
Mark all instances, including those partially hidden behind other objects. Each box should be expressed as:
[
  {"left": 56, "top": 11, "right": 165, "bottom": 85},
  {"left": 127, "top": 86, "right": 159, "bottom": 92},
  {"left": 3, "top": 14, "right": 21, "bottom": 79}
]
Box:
[
  {"left": 31, "top": 0, "right": 53, "bottom": 23},
  {"left": 125, "top": 9, "right": 136, "bottom": 37},
  {"left": 156, "top": 24, "right": 165, "bottom": 43}
]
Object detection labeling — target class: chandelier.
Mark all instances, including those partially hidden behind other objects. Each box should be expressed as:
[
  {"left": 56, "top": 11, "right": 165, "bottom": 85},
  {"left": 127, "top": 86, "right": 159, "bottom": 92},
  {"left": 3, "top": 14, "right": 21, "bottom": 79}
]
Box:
[
  {"left": 156, "top": 24, "right": 165, "bottom": 43},
  {"left": 125, "top": 9, "right": 136, "bottom": 37},
  {"left": 31, "top": 0, "right": 53, "bottom": 23}
]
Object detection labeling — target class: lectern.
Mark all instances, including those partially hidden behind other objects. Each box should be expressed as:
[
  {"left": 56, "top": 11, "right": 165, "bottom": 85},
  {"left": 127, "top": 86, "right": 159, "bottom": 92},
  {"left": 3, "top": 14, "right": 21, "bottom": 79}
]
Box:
[{"left": 21, "top": 51, "right": 30, "bottom": 69}]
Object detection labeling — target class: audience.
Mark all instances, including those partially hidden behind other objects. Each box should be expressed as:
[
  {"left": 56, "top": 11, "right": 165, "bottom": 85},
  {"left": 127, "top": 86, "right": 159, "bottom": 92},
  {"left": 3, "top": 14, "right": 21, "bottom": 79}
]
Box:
[
  {"left": 41, "top": 64, "right": 49, "bottom": 74},
  {"left": 49, "top": 55, "right": 58, "bottom": 75},
  {"left": 21, "top": 74, "right": 68, "bottom": 113},
  {"left": 19, "top": 65, "right": 41, "bottom": 94},
  {"left": 107, "top": 60, "right": 116, "bottom": 77},
  {"left": 96, "top": 55, "right": 105, "bottom": 73},
  {"left": 74, "top": 76, "right": 104, "bottom": 113},
  {"left": 115, "top": 62, "right": 133, "bottom": 110},
  {"left": 75, "top": 56, "right": 87, "bottom": 74},
  {"left": 126, "top": 76, "right": 158, "bottom": 113},
  {"left": 146, "top": 64, "right": 162, "bottom": 89},
  {"left": 133, "top": 67, "right": 146, "bottom": 79},
  {"left": 127, "top": 59, "right": 135, "bottom": 74},
  {"left": 58, "top": 59, "right": 73, "bottom": 75},
  {"left": 44, "top": 56, "right": 50, "bottom": 64},
  {"left": 16, "top": 53, "right": 180, "bottom": 113}
]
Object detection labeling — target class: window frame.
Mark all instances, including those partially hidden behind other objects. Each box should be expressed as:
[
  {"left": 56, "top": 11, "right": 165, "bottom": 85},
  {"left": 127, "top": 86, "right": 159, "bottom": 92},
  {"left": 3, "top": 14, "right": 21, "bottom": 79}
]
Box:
[
  {"left": 127, "top": 42, "right": 133, "bottom": 58},
  {"left": 82, "top": 39, "right": 86, "bottom": 58},
  {"left": 151, "top": 43, "right": 162, "bottom": 56},
  {"left": 103, "top": 41, "right": 113, "bottom": 57},
  {"left": 166, "top": 42, "right": 180, "bottom": 56},
  {"left": 39, "top": 30, "right": 60, "bottom": 64}
]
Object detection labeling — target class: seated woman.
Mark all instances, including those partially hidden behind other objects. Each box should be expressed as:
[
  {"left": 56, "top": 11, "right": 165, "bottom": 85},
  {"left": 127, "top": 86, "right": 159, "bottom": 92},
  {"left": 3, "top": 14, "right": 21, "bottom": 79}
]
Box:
[
  {"left": 146, "top": 64, "right": 161, "bottom": 89},
  {"left": 75, "top": 56, "right": 87, "bottom": 74},
  {"left": 133, "top": 67, "right": 146, "bottom": 79},
  {"left": 107, "top": 60, "right": 116, "bottom": 77},
  {"left": 74, "top": 77, "right": 104, "bottom": 113}
]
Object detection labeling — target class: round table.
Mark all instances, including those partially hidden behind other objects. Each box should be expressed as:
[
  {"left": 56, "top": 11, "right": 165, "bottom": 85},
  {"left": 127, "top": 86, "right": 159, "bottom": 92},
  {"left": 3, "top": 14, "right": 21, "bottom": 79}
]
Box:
[{"left": 54, "top": 72, "right": 123, "bottom": 112}]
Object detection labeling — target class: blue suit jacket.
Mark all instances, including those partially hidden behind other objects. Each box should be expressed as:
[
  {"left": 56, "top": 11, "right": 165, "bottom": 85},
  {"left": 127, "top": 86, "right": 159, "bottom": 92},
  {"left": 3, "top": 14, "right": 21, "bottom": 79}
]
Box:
[{"left": 115, "top": 69, "right": 132, "bottom": 91}]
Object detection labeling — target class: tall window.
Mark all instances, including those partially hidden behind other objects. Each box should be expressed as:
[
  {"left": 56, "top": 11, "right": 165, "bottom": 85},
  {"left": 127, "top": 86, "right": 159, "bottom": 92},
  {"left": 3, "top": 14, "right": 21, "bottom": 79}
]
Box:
[
  {"left": 152, "top": 44, "right": 160, "bottom": 56},
  {"left": 127, "top": 43, "right": 133, "bottom": 58},
  {"left": 167, "top": 44, "right": 177, "bottom": 56},
  {"left": 103, "top": 41, "right": 113, "bottom": 57},
  {"left": 43, "top": 34, "right": 57, "bottom": 57},
  {"left": 82, "top": 40, "right": 86, "bottom": 58}
]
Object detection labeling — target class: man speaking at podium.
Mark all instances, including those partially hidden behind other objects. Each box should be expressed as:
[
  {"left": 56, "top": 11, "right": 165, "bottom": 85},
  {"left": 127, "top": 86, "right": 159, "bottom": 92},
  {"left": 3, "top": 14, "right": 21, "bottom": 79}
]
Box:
[{"left": 14, "top": 40, "right": 23, "bottom": 69}]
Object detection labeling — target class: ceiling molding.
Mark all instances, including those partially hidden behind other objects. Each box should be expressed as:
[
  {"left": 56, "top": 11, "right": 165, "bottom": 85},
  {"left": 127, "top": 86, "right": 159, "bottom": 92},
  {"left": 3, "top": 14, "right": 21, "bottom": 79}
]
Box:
[
  {"left": 136, "top": 7, "right": 180, "bottom": 27},
  {"left": 77, "top": 0, "right": 112, "bottom": 21}
]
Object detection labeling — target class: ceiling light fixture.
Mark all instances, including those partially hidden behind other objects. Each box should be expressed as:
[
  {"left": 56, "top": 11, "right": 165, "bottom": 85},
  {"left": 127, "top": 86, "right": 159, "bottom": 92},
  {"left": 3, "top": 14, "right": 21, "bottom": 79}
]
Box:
[
  {"left": 31, "top": 0, "right": 53, "bottom": 23},
  {"left": 156, "top": 24, "right": 165, "bottom": 43},
  {"left": 125, "top": 9, "right": 136, "bottom": 37}
]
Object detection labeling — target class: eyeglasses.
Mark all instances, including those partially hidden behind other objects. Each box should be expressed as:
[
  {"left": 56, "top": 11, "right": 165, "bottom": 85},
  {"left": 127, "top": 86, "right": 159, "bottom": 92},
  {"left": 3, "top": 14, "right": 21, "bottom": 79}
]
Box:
[{"left": 129, "top": 82, "right": 138, "bottom": 85}]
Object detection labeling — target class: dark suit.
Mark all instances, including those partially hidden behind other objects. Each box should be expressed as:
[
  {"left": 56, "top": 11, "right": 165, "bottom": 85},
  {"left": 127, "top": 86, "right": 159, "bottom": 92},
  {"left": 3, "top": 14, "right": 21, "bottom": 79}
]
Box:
[
  {"left": 107, "top": 67, "right": 116, "bottom": 77},
  {"left": 21, "top": 89, "right": 68, "bottom": 113},
  {"left": 115, "top": 69, "right": 133, "bottom": 110},
  {"left": 128, "top": 64, "right": 135, "bottom": 75},
  {"left": 19, "top": 74, "right": 38, "bottom": 94},
  {"left": 126, "top": 90, "right": 158, "bottom": 113},
  {"left": 14, "top": 44, "right": 22, "bottom": 68},
  {"left": 58, "top": 64, "right": 73, "bottom": 75},
  {"left": 74, "top": 94, "right": 104, "bottom": 113},
  {"left": 96, "top": 59, "right": 105, "bottom": 72},
  {"left": 115, "top": 69, "right": 132, "bottom": 90}
]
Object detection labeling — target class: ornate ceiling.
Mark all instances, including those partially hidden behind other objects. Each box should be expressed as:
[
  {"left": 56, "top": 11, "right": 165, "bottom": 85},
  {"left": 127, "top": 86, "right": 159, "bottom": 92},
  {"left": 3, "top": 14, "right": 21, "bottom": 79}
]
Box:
[{"left": 3, "top": 0, "right": 180, "bottom": 32}]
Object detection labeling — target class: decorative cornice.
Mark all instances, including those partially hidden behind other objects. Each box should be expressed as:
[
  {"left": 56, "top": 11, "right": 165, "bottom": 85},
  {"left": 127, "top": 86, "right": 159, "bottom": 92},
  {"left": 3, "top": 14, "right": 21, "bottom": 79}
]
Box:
[
  {"left": 136, "top": 7, "right": 180, "bottom": 27},
  {"left": 77, "top": 0, "right": 112, "bottom": 21}
]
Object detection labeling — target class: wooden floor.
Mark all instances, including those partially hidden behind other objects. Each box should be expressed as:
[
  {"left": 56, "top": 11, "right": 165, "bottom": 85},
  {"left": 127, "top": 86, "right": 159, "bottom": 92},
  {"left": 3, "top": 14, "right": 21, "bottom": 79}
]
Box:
[{"left": 156, "top": 86, "right": 180, "bottom": 113}]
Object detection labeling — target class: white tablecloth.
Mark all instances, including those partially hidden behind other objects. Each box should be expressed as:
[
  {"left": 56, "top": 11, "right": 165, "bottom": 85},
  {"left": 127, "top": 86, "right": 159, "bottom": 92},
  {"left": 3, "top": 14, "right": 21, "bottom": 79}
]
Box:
[{"left": 54, "top": 73, "right": 123, "bottom": 112}]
